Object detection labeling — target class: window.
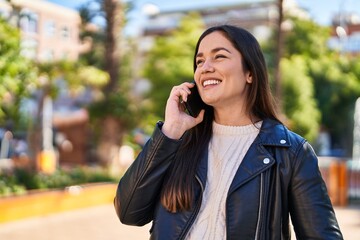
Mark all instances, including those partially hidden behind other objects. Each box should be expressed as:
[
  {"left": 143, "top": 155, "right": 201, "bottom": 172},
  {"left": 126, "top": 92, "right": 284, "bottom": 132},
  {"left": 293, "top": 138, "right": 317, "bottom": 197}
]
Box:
[
  {"left": 19, "top": 9, "right": 38, "bottom": 33},
  {"left": 44, "top": 20, "right": 56, "bottom": 37},
  {"left": 20, "top": 38, "right": 38, "bottom": 59},
  {"left": 60, "top": 26, "right": 71, "bottom": 40}
]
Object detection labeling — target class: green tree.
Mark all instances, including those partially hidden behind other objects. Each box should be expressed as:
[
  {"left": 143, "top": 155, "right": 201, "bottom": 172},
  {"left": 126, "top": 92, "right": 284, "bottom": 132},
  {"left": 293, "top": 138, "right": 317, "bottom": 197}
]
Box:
[
  {"left": 263, "top": 17, "right": 325, "bottom": 143},
  {"left": 77, "top": 0, "right": 138, "bottom": 165},
  {"left": 283, "top": 17, "right": 331, "bottom": 59},
  {"left": 0, "top": 17, "right": 37, "bottom": 129},
  {"left": 78, "top": 0, "right": 133, "bottom": 91},
  {"left": 26, "top": 60, "right": 109, "bottom": 169},
  {"left": 281, "top": 56, "right": 320, "bottom": 142},
  {"left": 283, "top": 17, "right": 360, "bottom": 155},
  {"left": 272, "top": 16, "right": 360, "bottom": 155},
  {"left": 143, "top": 13, "right": 205, "bottom": 118},
  {"left": 1, "top": 3, "right": 111, "bottom": 168},
  {"left": 309, "top": 55, "right": 360, "bottom": 154}
]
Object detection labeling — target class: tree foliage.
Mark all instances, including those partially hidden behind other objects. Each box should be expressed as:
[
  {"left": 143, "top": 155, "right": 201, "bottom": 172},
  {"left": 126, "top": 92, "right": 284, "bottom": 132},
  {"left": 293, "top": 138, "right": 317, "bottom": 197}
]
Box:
[
  {"left": 260, "top": 17, "right": 326, "bottom": 143},
  {"left": 283, "top": 17, "right": 331, "bottom": 59},
  {"left": 278, "top": 16, "right": 360, "bottom": 155},
  {"left": 0, "top": 17, "right": 37, "bottom": 128},
  {"left": 281, "top": 56, "right": 320, "bottom": 142},
  {"left": 36, "top": 60, "right": 109, "bottom": 99},
  {"left": 77, "top": 0, "right": 137, "bottom": 125},
  {"left": 309, "top": 55, "right": 360, "bottom": 151},
  {"left": 143, "top": 13, "right": 205, "bottom": 118}
]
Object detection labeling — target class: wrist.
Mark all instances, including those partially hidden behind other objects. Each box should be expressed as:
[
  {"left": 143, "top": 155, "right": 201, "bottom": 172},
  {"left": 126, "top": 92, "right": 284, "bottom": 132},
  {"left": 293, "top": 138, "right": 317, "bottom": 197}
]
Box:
[{"left": 162, "top": 121, "right": 184, "bottom": 140}]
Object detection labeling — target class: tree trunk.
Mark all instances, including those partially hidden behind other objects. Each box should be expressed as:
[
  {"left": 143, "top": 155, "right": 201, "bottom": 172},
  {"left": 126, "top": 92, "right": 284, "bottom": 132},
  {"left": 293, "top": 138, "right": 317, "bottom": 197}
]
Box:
[
  {"left": 102, "top": 0, "right": 123, "bottom": 95},
  {"left": 96, "top": 116, "right": 124, "bottom": 167},
  {"left": 95, "top": 0, "right": 125, "bottom": 168},
  {"left": 274, "top": 0, "right": 284, "bottom": 112},
  {"left": 27, "top": 89, "right": 46, "bottom": 171}
]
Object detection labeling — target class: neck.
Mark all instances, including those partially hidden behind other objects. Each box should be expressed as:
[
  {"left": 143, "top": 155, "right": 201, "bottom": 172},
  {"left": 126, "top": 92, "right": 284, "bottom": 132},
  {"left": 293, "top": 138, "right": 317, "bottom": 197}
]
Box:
[{"left": 214, "top": 107, "right": 254, "bottom": 126}]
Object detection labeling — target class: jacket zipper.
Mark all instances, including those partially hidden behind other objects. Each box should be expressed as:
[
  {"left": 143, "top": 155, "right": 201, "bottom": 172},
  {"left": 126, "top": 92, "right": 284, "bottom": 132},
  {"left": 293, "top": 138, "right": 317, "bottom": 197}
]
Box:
[
  {"left": 178, "top": 175, "right": 204, "bottom": 240},
  {"left": 254, "top": 173, "right": 264, "bottom": 240}
]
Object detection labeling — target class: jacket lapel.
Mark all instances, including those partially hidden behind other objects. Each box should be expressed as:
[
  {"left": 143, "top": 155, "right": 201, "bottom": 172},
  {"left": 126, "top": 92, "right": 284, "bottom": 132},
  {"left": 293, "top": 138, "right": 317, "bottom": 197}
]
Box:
[
  {"left": 228, "top": 119, "right": 290, "bottom": 194},
  {"left": 228, "top": 139, "right": 275, "bottom": 194}
]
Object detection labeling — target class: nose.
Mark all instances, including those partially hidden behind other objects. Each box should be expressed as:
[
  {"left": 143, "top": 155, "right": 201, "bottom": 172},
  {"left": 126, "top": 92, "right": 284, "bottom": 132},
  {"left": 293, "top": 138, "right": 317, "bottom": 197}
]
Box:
[{"left": 201, "top": 59, "right": 215, "bottom": 73}]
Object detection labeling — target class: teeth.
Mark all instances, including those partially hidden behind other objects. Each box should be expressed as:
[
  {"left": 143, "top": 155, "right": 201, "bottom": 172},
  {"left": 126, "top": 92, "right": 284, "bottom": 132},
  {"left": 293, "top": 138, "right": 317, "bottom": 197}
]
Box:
[{"left": 203, "top": 80, "right": 221, "bottom": 87}]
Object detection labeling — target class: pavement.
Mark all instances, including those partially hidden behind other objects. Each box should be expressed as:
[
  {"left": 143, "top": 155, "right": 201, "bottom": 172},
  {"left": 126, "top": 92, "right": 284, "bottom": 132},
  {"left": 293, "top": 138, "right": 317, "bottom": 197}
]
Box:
[{"left": 0, "top": 204, "right": 359, "bottom": 240}]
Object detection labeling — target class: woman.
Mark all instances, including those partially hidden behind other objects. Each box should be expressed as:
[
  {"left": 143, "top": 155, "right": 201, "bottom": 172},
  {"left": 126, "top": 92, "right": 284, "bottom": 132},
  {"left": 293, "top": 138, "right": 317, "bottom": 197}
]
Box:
[{"left": 114, "top": 25, "right": 343, "bottom": 239}]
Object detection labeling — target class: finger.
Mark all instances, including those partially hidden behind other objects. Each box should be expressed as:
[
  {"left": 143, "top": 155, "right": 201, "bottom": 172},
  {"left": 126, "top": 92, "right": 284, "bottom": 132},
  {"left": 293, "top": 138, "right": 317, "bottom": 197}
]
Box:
[
  {"left": 179, "top": 82, "right": 195, "bottom": 92},
  {"left": 183, "top": 81, "right": 196, "bottom": 89},
  {"left": 187, "top": 81, "right": 196, "bottom": 88},
  {"left": 180, "top": 86, "right": 191, "bottom": 94},
  {"left": 173, "top": 87, "right": 190, "bottom": 102},
  {"left": 179, "top": 102, "right": 186, "bottom": 112},
  {"left": 194, "top": 109, "right": 205, "bottom": 124},
  {"left": 172, "top": 85, "right": 190, "bottom": 94},
  {"left": 181, "top": 89, "right": 190, "bottom": 102}
]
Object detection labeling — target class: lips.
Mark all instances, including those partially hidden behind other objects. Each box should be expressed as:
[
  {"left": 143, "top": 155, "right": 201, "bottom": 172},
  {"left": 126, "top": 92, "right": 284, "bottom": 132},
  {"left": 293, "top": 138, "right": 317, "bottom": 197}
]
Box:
[{"left": 202, "top": 79, "right": 221, "bottom": 87}]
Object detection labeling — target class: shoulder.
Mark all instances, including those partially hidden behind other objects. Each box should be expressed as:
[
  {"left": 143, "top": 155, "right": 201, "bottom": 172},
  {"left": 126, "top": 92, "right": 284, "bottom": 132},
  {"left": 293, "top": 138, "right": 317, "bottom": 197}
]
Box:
[
  {"left": 260, "top": 119, "right": 306, "bottom": 147},
  {"left": 260, "top": 119, "right": 319, "bottom": 175},
  {"left": 259, "top": 118, "right": 315, "bottom": 158}
]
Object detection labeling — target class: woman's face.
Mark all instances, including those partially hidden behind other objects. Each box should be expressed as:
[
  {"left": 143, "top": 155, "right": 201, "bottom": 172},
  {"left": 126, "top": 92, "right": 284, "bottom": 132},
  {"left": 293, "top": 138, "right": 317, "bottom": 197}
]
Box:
[{"left": 194, "top": 31, "right": 252, "bottom": 110}]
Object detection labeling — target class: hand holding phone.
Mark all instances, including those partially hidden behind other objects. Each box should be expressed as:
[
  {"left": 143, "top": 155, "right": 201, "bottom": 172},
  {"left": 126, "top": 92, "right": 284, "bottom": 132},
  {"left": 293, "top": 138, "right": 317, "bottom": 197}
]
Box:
[
  {"left": 184, "top": 81, "right": 206, "bottom": 117},
  {"left": 162, "top": 81, "right": 205, "bottom": 139}
]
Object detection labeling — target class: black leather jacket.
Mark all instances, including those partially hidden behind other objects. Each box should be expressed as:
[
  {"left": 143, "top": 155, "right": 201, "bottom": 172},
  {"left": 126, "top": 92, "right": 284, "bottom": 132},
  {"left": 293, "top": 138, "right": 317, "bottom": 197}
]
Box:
[{"left": 114, "top": 119, "right": 343, "bottom": 239}]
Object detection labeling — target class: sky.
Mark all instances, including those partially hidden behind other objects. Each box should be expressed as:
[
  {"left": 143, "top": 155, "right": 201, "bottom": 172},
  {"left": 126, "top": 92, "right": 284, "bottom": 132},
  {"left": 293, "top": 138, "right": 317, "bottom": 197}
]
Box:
[{"left": 47, "top": 0, "right": 360, "bottom": 27}]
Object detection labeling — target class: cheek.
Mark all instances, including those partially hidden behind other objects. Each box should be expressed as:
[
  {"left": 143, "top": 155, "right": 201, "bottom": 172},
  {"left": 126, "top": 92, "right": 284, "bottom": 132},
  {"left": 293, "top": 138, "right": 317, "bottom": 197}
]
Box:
[
  {"left": 231, "top": 67, "right": 248, "bottom": 81},
  {"left": 194, "top": 70, "right": 201, "bottom": 82}
]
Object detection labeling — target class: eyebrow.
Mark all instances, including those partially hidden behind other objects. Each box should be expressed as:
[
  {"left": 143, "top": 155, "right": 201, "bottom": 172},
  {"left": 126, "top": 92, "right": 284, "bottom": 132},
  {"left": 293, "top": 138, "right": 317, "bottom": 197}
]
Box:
[{"left": 196, "top": 47, "right": 231, "bottom": 58}]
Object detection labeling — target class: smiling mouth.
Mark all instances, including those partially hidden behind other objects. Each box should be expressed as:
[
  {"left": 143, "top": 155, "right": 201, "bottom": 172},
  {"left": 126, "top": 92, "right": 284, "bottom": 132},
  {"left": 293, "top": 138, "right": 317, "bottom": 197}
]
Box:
[{"left": 202, "top": 79, "right": 221, "bottom": 87}]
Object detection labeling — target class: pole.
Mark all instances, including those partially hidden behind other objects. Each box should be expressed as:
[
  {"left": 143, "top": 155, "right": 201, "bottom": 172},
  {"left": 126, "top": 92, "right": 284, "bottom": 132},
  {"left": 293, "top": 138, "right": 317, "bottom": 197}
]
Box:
[{"left": 274, "top": 0, "right": 284, "bottom": 112}]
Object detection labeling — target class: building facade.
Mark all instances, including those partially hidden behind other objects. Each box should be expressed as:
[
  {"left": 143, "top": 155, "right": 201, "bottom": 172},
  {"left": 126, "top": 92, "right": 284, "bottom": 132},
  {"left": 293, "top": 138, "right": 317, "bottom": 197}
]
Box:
[
  {"left": 0, "top": 0, "right": 82, "bottom": 62},
  {"left": 141, "top": 0, "right": 277, "bottom": 45},
  {"left": 328, "top": 13, "right": 360, "bottom": 55},
  {"left": 140, "top": 0, "right": 307, "bottom": 44}
]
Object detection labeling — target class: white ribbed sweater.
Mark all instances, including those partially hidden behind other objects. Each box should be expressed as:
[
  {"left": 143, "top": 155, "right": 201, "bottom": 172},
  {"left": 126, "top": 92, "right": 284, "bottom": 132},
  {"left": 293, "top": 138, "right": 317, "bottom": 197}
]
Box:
[{"left": 186, "top": 121, "right": 262, "bottom": 240}]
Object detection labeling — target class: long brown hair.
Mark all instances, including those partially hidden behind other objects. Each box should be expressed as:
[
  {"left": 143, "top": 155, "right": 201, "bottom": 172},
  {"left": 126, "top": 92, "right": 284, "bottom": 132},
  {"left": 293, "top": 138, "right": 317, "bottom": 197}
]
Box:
[{"left": 160, "top": 25, "right": 279, "bottom": 213}]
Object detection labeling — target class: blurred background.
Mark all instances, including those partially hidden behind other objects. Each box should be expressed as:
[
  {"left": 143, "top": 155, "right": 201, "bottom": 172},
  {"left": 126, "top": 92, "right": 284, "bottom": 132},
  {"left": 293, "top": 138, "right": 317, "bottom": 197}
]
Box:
[{"left": 0, "top": 0, "right": 360, "bottom": 239}]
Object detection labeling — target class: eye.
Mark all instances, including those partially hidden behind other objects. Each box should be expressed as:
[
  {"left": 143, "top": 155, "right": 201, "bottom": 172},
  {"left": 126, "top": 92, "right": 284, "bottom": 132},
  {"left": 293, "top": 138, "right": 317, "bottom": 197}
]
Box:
[
  {"left": 196, "top": 59, "right": 204, "bottom": 66},
  {"left": 215, "top": 54, "right": 226, "bottom": 59}
]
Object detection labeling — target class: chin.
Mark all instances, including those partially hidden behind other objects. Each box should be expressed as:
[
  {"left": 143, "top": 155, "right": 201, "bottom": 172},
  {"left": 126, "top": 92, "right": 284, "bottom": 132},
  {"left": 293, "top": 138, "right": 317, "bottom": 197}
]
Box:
[{"left": 203, "top": 99, "right": 216, "bottom": 107}]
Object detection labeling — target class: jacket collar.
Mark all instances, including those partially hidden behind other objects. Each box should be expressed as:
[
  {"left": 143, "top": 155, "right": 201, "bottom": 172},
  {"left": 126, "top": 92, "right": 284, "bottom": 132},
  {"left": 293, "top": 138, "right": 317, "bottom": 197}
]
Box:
[
  {"left": 196, "top": 118, "right": 291, "bottom": 190},
  {"left": 258, "top": 118, "right": 291, "bottom": 147}
]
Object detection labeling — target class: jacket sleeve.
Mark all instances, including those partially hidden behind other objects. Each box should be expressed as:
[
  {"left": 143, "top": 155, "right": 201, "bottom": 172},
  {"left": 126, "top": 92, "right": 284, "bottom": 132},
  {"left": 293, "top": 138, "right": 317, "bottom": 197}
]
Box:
[
  {"left": 289, "top": 141, "right": 343, "bottom": 239},
  {"left": 114, "top": 122, "right": 182, "bottom": 226}
]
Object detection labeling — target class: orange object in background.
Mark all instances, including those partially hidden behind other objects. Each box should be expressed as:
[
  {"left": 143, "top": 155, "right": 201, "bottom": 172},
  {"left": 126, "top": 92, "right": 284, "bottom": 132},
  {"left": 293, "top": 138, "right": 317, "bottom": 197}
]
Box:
[
  {"left": 37, "top": 150, "right": 57, "bottom": 174},
  {"left": 338, "top": 161, "right": 348, "bottom": 206},
  {"left": 328, "top": 160, "right": 348, "bottom": 206}
]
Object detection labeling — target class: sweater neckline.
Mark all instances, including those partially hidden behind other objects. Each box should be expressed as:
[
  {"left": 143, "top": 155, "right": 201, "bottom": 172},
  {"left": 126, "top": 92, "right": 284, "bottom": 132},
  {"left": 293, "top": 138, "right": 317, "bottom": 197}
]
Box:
[{"left": 212, "top": 121, "right": 262, "bottom": 136}]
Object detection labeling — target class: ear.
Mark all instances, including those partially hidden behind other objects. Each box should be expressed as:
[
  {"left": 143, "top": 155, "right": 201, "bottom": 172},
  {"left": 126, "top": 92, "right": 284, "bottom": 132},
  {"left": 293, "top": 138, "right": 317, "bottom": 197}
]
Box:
[{"left": 246, "top": 72, "right": 253, "bottom": 84}]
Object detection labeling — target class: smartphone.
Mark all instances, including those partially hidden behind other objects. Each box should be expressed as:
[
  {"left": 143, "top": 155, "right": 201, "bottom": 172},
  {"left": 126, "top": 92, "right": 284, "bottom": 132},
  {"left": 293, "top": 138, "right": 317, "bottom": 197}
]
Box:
[{"left": 184, "top": 81, "right": 206, "bottom": 117}]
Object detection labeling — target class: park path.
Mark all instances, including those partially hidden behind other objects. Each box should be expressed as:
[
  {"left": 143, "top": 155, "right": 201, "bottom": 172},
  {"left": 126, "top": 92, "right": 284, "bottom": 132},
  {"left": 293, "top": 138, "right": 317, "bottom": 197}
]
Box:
[{"left": 0, "top": 204, "right": 359, "bottom": 239}]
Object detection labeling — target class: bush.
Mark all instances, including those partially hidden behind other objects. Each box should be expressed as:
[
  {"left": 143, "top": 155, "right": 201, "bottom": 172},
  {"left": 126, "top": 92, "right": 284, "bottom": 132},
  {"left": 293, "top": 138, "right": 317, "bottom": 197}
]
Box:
[
  {"left": 0, "top": 173, "right": 26, "bottom": 197},
  {"left": 0, "top": 166, "right": 119, "bottom": 197}
]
